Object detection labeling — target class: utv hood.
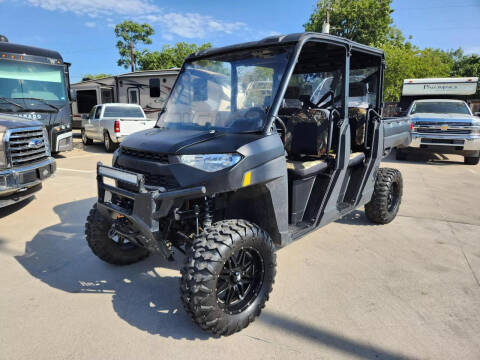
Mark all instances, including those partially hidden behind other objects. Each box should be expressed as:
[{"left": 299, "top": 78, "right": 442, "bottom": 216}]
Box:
[{"left": 120, "top": 127, "right": 264, "bottom": 154}]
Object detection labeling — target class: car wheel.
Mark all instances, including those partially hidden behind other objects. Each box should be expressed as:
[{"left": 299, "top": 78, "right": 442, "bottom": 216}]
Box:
[
  {"left": 104, "top": 132, "right": 117, "bottom": 152},
  {"left": 81, "top": 129, "right": 93, "bottom": 145},
  {"left": 464, "top": 156, "right": 479, "bottom": 165}
]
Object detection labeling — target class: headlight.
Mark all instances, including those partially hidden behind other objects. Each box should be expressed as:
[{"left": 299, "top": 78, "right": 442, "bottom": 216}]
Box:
[
  {"left": 179, "top": 153, "right": 242, "bottom": 172},
  {"left": 0, "top": 130, "right": 7, "bottom": 168}
]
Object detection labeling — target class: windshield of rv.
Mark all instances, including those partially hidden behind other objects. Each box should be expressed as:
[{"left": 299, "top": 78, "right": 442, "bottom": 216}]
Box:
[
  {"left": 0, "top": 60, "right": 67, "bottom": 109},
  {"left": 156, "top": 46, "right": 293, "bottom": 132},
  {"left": 410, "top": 101, "right": 471, "bottom": 115}
]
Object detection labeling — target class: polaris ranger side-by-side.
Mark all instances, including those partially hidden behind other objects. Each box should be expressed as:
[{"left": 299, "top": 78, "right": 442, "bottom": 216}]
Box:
[
  {"left": 0, "top": 35, "right": 74, "bottom": 154},
  {"left": 85, "top": 33, "right": 412, "bottom": 336}
]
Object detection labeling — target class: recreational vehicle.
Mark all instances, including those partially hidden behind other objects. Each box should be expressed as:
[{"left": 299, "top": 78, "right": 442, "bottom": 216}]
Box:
[{"left": 71, "top": 69, "right": 179, "bottom": 128}]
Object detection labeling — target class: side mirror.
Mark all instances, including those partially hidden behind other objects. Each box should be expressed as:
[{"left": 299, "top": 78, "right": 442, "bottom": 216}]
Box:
[
  {"left": 474, "top": 112, "right": 480, "bottom": 117},
  {"left": 69, "top": 89, "right": 77, "bottom": 101},
  {"left": 81, "top": 114, "right": 88, "bottom": 120}
]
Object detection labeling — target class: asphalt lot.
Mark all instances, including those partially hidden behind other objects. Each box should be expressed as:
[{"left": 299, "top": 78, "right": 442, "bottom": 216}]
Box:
[{"left": 1, "top": 131, "right": 479, "bottom": 360}]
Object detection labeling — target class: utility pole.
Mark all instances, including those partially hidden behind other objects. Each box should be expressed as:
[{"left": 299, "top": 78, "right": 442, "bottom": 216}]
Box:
[
  {"left": 129, "top": 40, "right": 135, "bottom": 72},
  {"left": 322, "top": 0, "right": 331, "bottom": 34}
]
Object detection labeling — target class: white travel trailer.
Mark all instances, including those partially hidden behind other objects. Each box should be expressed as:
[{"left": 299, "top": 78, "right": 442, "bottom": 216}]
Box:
[{"left": 70, "top": 69, "right": 179, "bottom": 128}]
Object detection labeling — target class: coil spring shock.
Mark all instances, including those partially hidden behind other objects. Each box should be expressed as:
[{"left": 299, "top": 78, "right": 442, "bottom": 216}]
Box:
[{"left": 203, "top": 196, "right": 213, "bottom": 228}]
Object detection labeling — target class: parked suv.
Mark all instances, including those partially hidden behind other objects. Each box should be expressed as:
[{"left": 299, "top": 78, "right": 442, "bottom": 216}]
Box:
[
  {"left": 81, "top": 103, "right": 156, "bottom": 152},
  {"left": 0, "top": 113, "right": 56, "bottom": 208}
]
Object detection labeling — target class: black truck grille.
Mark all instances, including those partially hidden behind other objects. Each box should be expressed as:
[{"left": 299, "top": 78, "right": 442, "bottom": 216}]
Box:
[
  {"left": 417, "top": 128, "right": 471, "bottom": 135},
  {"left": 120, "top": 147, "right": 169, "bottom": 163},
  {"left": 7, "top": 127, "right": 49, "bottom": 167},
  {"left": 116, "top": 166, "right": 180, "bottom": 190}
]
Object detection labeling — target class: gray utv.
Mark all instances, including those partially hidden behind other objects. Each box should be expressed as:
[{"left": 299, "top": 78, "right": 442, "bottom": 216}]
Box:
[{"left": 85, "top": 33, "right": 411, "bottom": 336}]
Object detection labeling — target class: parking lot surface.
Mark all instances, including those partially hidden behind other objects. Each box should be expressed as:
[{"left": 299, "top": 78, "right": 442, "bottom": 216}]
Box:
[{"left": 1, "top": 132, "right": 479, "bottom": 360}]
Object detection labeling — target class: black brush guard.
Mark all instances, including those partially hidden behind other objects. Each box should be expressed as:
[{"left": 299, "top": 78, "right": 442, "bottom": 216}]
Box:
[{"left": 96, "top": 162, "right": 206, "bottom": 257}]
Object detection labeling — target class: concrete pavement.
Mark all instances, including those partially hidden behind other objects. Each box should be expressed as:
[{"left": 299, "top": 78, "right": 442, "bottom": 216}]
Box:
[{"left": 0, "top": 135, "right": 479, "bottom": 360}]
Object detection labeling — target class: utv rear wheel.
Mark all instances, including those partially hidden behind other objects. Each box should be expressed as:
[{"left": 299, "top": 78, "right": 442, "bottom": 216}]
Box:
[
  {"left": 85, "top": 204, "right": 150, "bottom": 265},
  {"left": 464, "top": 156, "right": 479, "bottom": 165},
  {"left": 365, "top": 168, "right": 403, "bottom": 224},
  {"left": 180, "top": 219, "right": 276, "bottom": 336},
  {"left": 81, "top": 129, "right": 93, "bottom": 145}
]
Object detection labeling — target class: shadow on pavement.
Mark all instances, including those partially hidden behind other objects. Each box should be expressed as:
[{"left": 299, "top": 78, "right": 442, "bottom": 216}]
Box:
[
  {"left": 383, "top": 149, "right": 464, "bottom": 166},
  {"left": 0, "top": 197, "right": 34, "bottom": 219},
  {"left": 15, "top": 197, "right": 209, "bottom": 340},
  {"left": 259, "top": 311, "right": 415, "bottom": 360}
]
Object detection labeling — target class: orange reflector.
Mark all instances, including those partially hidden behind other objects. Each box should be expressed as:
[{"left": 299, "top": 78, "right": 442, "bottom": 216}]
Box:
[
  {"left": 10, "top": 55, "right": 14, "bottom": 59},
  {"left": 20, "top": 55, "right": 23, "bottom": 60},
  {"left": 409, "top": 80, "right": 413, "bottom": 83},
  {"left": 1, "top": 54, "right": 5, "bottom": 58},
  {"left": 468, "top": 79, "right": 472, "bottom": 82}
]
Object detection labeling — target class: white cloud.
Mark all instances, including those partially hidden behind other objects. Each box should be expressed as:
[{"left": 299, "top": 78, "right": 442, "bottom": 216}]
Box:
[
  {"left": 25, "top": 0, "right": 249, "bottom": 39},
  {"left": 464, "top": 46, "right": 480, "bottom": 55},
  {"left": 84, "top": 21, "right": 96, "bottom": 28},
  {"left": 26, "top": 0, "right": 158, "bottom": 17},
  {"left": 144, "top": 13, "right": 247, "bottom": 39}
]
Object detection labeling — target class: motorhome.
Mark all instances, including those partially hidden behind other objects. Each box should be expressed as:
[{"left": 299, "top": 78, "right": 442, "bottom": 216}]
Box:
[
  {"left": 0, "top": 35, "right": 73, "bottom": 154},
  {"left": 71, "top": 69, "right": 179, "bottom": 128}
]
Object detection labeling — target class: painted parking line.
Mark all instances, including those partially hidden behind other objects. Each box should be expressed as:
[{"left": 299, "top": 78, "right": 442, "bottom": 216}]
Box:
[{"left": 57, "top": 168, "right": 95, "bottom": 173}]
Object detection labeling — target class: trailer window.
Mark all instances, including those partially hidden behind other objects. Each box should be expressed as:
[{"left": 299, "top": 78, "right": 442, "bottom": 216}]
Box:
[{"left": 149, "top": 78, "right": 160, "bottom": 97}]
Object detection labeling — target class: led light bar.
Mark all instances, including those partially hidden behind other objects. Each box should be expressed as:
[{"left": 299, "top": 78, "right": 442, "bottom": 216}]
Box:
[{"left": 98, "top": 165, "right": 139, "bottom": 185}]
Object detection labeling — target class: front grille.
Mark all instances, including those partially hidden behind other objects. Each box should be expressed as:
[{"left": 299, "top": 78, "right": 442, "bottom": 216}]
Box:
[
  {"left": 7, "top": 127, "right": 49, "bottom": 167},
  {"left": 116, "top": 165, "right": 180, "bottom": 190},
  {"left": 120, "top": 147, "right": 169, "bottom": 163},
  {"left": 415, "top": 121, "right": 472, "bottom": 127},
  {"left": 417, "top": 128, "right": 471, "bottom": 135}
]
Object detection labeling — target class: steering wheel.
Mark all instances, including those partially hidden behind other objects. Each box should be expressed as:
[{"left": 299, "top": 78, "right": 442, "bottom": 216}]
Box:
[
  {"left": 228, "top": 107, "right": 265, "bottom": 130},
  {"left": 273, "top": 116, "right": 287, "bottom": 144}
]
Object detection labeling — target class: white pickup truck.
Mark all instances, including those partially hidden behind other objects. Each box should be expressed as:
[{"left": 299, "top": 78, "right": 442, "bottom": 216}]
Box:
[{"left": 81, "top": 103, "right": 156, "bottom": 152}]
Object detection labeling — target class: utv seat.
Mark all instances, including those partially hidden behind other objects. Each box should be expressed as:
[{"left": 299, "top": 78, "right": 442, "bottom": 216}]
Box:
[{"left": 286, "top": 120, "right": 329, "bottom": 179}]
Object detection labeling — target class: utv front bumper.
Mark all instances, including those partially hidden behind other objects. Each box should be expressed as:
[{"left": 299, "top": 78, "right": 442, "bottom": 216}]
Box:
[{"left": 96, "top": 163, "right": 205, "bottom": 256}]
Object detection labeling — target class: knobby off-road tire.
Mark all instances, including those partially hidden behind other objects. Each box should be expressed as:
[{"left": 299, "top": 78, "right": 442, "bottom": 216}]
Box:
[
  {"left": 180, "top": 219, "right": 276, "bottom": 336},
  {"left": 464, "top": 156, "right": 479, "bottom": 165},
  {"left": 81, "top": 128, "right": 93, "bottom": 145},
  {"left": 365, "top": 168, "right": 403, "bottom": 224},
  {"left": 85, "top": 204, "right": 150, "bottom": 265}
]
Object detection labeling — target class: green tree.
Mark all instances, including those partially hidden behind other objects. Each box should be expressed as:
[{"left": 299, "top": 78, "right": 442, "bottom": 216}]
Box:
[
  {"left": 304, "top": 0, "right": 394, "bottom": 46},
  {"left": 115, "top": 21, "right": 154, "bottom": 72},
  {"left": 137, "top": 42, "right": 213, "bottom": 70},
  {"left": 450, "top": 50, "right": 480, "bottom": 96},
  {"left": 81, "top": 73, "right": 112, "bottom": 81}
]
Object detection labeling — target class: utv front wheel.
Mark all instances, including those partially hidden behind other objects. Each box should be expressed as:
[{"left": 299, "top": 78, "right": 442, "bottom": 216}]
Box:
[
  {"left": 180, "top": 219, "right": 276, "bottom": 336},
  {"left": 85, "top": 204, "right": 150, "bottom": 265},
  {"left": 365, "top": 168, "right": 403, "bottom": 224}
]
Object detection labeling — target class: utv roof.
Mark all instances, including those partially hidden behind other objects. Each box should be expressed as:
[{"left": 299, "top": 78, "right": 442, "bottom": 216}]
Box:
[
  {"left": 188, "top": 32, "right": 385, "bottom": 60},
  {"left": 0, "top": 41, "right": 63, "bottom": 61}
]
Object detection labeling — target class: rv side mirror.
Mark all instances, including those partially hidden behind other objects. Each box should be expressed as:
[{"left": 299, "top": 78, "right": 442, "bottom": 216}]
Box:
[
  {"left": 69, "top": 89, "right": 77, "bottom": 101},
  {"left": 81, "top": 114, "right": 88, "bottom": 120},
  {"left": 474, "top": 112, "right": 480, "bottom": 117},
  {"left": 193, "top": 77, "right": 208, "bottom": 102}
]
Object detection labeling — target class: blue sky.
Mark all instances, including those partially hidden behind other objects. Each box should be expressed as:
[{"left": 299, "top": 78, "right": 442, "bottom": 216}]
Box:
[{"left": 0, "top": 0, "right": 479, "bottom": 83}]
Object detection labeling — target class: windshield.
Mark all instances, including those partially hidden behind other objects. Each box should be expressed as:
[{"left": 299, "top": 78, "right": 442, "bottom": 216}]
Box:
[
  {"left": 156, "top": 46, "right": 293, "bottom": 132},
  {"left": 410, "top": 101, "right": 471, "bottom": 115},
  {"left": 0, "top": 60, "right": 67, "bottom": 110},
  {"left": 103, "top": 106, "right": 145, "bottom": 118}
]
